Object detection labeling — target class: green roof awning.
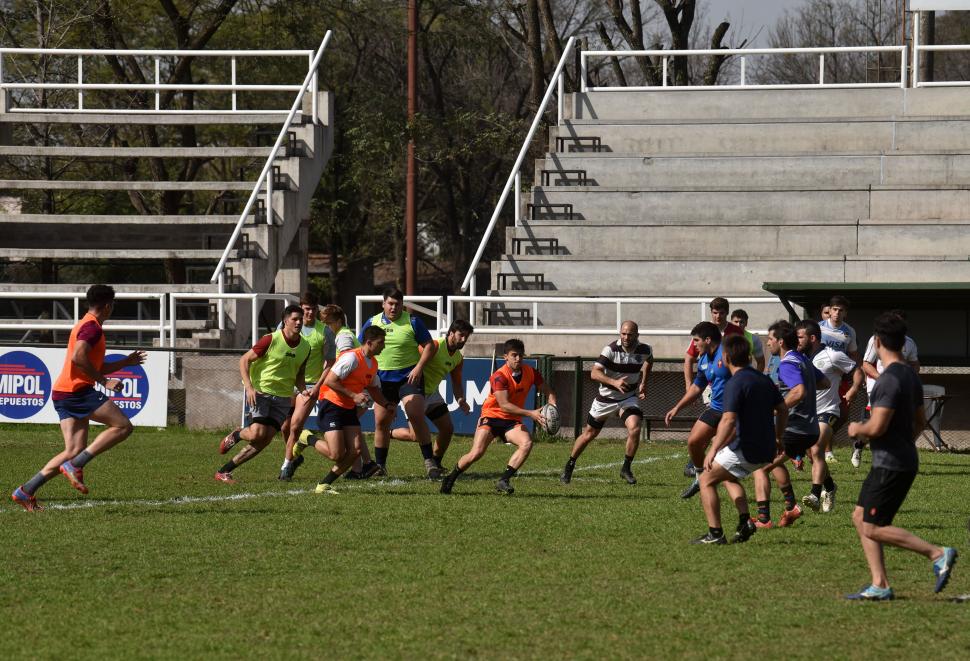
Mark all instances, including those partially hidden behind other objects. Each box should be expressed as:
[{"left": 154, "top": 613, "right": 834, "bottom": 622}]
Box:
[{"left": 762, "top": 282, "right": 970, "bottom": 311}]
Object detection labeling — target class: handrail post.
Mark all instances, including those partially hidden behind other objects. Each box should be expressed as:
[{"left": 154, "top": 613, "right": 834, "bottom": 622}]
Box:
[
  {"left": 77, "top": 55, "right": 83, "bottom": 110},
  {"left": 217, "top": 272, "right": 225, "bottom": 331},
  {"left": 616, "top": 300, "right": 621, "bottom": 330},
  {"left": 901, "top": 45, "right": 908, "bottom": 89},
  {"left": 310, "top": 53, "right": 318, "bottom": 123},
  {"left": 251, "top": 295, "right": 258, "bottom": 347},
  {"left": 154, "top": 57, "right": 160, "bottom": 110},
  {"left": 265, "top": 162, "right": 274, "bottom": 224},
  {"left": 514, "top": 170, "right": 521, "bottom": 227},
  {"left": 662, "top": 57, "right": 668, "bottom": 87},
  {"left": 158, "top": 294, "right": 165, "bottom": 347},
  {"left": 231, "top": 56, "right": 237, "bottom": 111},
  {"left": 740, "top": 56, "right": 746, "bottom": 86},
  {"left": 355, "top": 295, "right": 362, "bottom": 334},
  {"left": 557, "top": 69, "right": 564, "bottom": 125},
  {"left": 469, "top": 275, "right": 477, "bottom": 326},
  {"left": 580, "top": 49, "right": 587, "bottom": 93},
  {"left": 913, "top": 12, "right": 921, "bottom": 88},
  {"left": 532, "top": 301, "right": 538, "bottom": 330},
  {"left": 819, "top": 54, "right": 825, "bottom": 85}
]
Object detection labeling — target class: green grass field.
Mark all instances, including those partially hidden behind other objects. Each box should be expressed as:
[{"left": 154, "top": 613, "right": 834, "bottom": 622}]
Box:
[{"left": 2, "top": 424, "right": 969, "bottom": 659}]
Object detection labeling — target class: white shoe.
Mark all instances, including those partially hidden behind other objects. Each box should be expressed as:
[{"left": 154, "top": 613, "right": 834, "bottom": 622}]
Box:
[
  {"left": 802, "top": 493, "right": 821, "bottom": 513},
  {"left": 851, "top": 447, "right": 862, "bottom": 468},
  {"left": 821, "top": 485, "right": 837, "bottom": 513},
  {"left": 825, "top": 451, "right": 837, "bottom": 463}
]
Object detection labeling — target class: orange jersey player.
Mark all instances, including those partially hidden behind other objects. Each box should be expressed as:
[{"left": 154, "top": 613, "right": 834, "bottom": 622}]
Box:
[{"left": 440, "top": 338, "right": 556, "bottom": 495}]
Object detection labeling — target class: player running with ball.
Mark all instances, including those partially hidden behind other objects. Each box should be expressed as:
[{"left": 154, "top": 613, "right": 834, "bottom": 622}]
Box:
[{"left": 440, "top": 339, "right": 556, "bottom": 495}]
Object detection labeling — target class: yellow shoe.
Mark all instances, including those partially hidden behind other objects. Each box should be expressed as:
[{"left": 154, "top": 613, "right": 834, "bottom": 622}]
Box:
[
  {"left": 293, "top": 429, "right": 314, "bottom": 458},
  {"left": 314, "top": 483, "right": 338, "bottom": 495}
]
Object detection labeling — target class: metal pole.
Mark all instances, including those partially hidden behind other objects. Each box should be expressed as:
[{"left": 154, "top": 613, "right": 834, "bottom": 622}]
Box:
[
  {"left": 158, "top": 295, "right": 165, "bottom": 347},
  {"left": 740, "top": 56, "right": 746, "bottom": 86},
  {"left": 231, "top": 56, "right": 237, "bottom": 111},
  {"left": 310, "top": 53, "right": 318, "bottom": 123},
  {"left": 514, "top": 171, "right": 521, "bottom": 228},
  {"left": 155, "top": 57, "right": 160, "bottom": 110},
  {"left": 913, "top": 12, "right": 921, "bottom": 88},
  {"left": 819, "top": 54, "right": 825, "bottom": 85},
  {"left": 405, "top": 0, "right": 418, "bottom": 295},
  {"left": 77, "top": 55, "right": 83, "bottom": 109},
  {"left": 266, "top": 160, "right": 273, "bottom": 224},
  {"left": 251, "top": 295, "right": 258, "bottom": 347},
  {"left": 662, "top": 57, "right": 668, "bottom": 86},
  {"left": 217, "top": 272, "right": 225, "bottom": 331},
  {"left": 572, "top": 357, "right": 582, "bottom": 438},
  {"left": 557, "top": 70, "right": 564, "bottom": 125},
  {"left": 469, "top": 275, "right": 477, "bottom": 326}
]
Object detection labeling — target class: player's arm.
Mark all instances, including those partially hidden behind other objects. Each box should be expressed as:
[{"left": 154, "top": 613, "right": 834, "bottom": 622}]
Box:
[
  {"left": 70, "top": 340, "right": 120, "bottom": 392},
  {"left": 666, "top": 383, "right": 702, "bottom": 425},
  {"left": 295, "top": 356, "right": 309, "bottom": 395},
  {"left": 493, "top": 388, "right": 541, "bottom": 422},
  {"left": 774, "top": 401, "right": 789, "bottom": 453},
  {"left": 861, "top": 360, "right": 880, "bottom": 380},
  {"left": 101, "top": 350, "right": 147, "bottom": 376},
  {"left": 538, "top": 381, "right": 557, "bottom": 408},
  {"left": 683, "top": 354, "right": 697, "bottom": 392},
  {"left": 308, "top": 361, "right": 331, "bottom": 401},
  {"left": 239, "top": 349, "right": 260, "bottom": 407},
  {"left": 703, "top": 411, "right": 737, "bottom": 471},
  {"left": 848, "top": 406, "right": 894, "bottom": 443},
  {"left": 845, "top": 364, "right": 864, "bottom": 405},
  {"left": 638, "top": 357, "right": 653, "bottom": 400},
  {"left": 754, "top": 341, "right": 765, "bottom": 373},
  {"left": 406, "top": 318, "right": 436, "bottom": 384},
  {"left": 365, "top": 376, "right": 392, "bottom": 410},
  {"left": 323, "top": 368, "right": 370, "bottom": 408},
  {"left": 590, "top": 363, "right": 628, "bottom": 393},
  {"left": 450, "top": 363, "right": 470, "bottom": 413}
]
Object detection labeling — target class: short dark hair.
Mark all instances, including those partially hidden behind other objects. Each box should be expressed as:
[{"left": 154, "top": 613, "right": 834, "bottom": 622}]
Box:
[
  {"left": 888, "top": 308, "right": 908, "bottom": 322},
  {"left": 363, "top": 326, "right": 386, "bottom": 343},
  {"left": 320, "top": 304, "right": 345, "bottom": 325},
  {"left": 281, "top": 304, "right": 303, "bottom": 322},
  {"left": 730, "top": 309, "right": 748, "bottom": 323},
  {"left": 383, "top": 288, "right": 404, "bottom": 302},
  {"left": 709, "top": 297, "right": 730, "bottom": 313},
  {"left": 829, "top": 295, "right": 850, "bottom": 309},
  {"left": 722, "top": 334, "right": 750, "bottom": 368},
  {"left": 795, "top": 319, "right": 822, "bottom": 343},
  {"left": 768, "top": 319, "right": 796, "bottom": 349},
  {"left": 873, "top": 312, "right": 906, "bottom": 352},
  {"left": 299, "top": 290, "right": 319, "bottom": 307},
  {"left": 86, "top": 284, "right": 115, "bottom": 309},
  {"left": 503, "top": 338, "right": 525, "bottom": 355},
  {"left": 448, "top": 319, "right": 474, "bottom": 335},
  {"left": 691, "top": 321, "right": 721, "bottom": 343}
]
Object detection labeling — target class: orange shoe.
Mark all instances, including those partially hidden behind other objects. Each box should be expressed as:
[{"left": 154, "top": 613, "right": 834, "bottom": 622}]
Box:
[
  {"left": 214, "top": 471, "right": 237, "bottom": 485},
  {"left": 11, "top": 486, "right": 44, "bottom": 512},
  {"left": 219, "top": 429, "right": 241, "bottom": 455},
  {"left": 752, "top": 517, "right": 774, "bottom": 529},
  {"left": 778, "top": 504, "right": 803, "bottom": 528},
  {"left": 59, "top": 461, "right": 89, "bottom": 494}
]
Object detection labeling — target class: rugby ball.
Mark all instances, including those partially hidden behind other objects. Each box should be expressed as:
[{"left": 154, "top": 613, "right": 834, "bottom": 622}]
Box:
[{"left": 540, "top": 403, "right": 561, "bottom": 435}]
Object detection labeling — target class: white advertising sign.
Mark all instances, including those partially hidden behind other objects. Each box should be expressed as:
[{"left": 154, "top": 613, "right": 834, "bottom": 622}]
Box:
[
  {"left": 0, "top": 348, "right": 169, "bottom": 426},
  {"left": 911, "top": 1, "right": 970, "bottom": 9}
]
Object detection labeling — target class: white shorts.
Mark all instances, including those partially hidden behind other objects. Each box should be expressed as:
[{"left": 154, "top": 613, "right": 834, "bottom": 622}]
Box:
[
  {"left": 714, "top": 446, "right": 766, "bottom": 480},
  {"left": 588, "top": 395, "right": 642, "bottom": 421}
]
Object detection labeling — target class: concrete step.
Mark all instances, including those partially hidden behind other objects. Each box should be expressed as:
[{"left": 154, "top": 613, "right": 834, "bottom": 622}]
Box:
[
  {"left": 509, "top": 222, "right": 970, "bottom": 258},
  {"left": 0, "top": 283, "right": 218, "bottom": 294},
  {"left": 0, "top": 111, "right": 303, "bottom": 125},
  {"left": 0, "top": 248, "right": 233, "bottom": 260},
  {"left": 0, "top": 213, "right": 248, "bottom": 225},
  {"left": 529, "top": 187, "right": 970, "bottom": 223},
  {"left": 551, "top": 119, "right": 970, "bottom": 156},
  {"left": 0, "top": 179, "right": 254, "bottom": 191},
  {"left": 536, "top": 154, "right": 970, "bottom": 189},
  {"left": 493, "top": 255, "right": 970, "bottom": 295},
  {"left": 0, "top": 146, "right": 274, "bottom": 158},
  {"left": 567, "top": 87, "right": 970, "bottom": 122}
]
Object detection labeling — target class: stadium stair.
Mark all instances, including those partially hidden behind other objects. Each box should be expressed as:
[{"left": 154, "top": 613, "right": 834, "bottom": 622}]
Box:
[
  {"left": 0, "top": 92, "right": 333, "bottom": 347},
  {"left": 482, "top": 86, "right": 970, "bottom": 357}
]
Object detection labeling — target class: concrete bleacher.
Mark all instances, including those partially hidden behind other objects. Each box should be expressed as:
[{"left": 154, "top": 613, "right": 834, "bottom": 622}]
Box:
[
  {"left": 0, "top": 92, "right": 333, "bottom": 346},
  {"left": 487, "top": 86, "right": 970, "bottom": 357}
]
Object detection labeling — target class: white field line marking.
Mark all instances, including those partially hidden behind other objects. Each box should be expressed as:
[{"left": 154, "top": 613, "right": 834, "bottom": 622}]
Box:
[{"left": 4, "top": 454, "right": 683, "bottom": 513}]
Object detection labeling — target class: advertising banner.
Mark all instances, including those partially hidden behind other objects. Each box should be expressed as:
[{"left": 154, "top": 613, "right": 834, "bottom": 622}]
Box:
[
  {"left": 0, "top": 348, "right": 169, "bottom": 426},
  {"left": 304, "top": 357, "right": 538, "bottom": 435}
]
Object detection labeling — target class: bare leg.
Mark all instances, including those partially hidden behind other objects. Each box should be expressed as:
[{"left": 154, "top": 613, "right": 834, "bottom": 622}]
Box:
[
  {"left": 504, "top": 427, "right": 534, "bottom": 470},
  {"left": 569, "top": 425, "right": 601, "bottom": 460},
  {"left": 284, "top": 393, "right": 314, "bottom": 462},
  {"left": 624, "top": 414, "right": 641, "bottom": 458}
]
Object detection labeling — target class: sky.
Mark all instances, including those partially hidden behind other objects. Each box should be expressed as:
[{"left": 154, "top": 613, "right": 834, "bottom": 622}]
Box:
[{"left": 701, "top": 0, "right": 806, "bottom": 47}]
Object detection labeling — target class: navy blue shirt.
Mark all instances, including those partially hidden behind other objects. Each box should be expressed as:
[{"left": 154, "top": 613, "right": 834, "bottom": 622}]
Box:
[{"left": 722, "top": 366, "right": 784, "bottom": 464}]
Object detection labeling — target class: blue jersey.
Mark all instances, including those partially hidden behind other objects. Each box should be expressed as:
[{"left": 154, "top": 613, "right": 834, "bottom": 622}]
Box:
[{"left": 694, "top": 343, "right": 732, "bottom": 412}]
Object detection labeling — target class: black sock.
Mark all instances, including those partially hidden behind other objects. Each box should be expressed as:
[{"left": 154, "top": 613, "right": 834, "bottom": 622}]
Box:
[
  {"left": 71, "top": 449, "right": 95, "bottom": 468},
  {"left": 853, "top": 440, "right": 865, "bottom": 450},
  {"left": 419, "top": 443, "right": 434, "bottom": 461},
  {"left": 219, "top": 460, "right": 236, "bottom": 474},
  {"left": 823, "top": 475, "right": 836, "bottom": 491},
  {"left": 321, "top": 470, "right": 339, "bottom": 485},
  {"left": 811, "top": 483, "right": 823, "bottom": 499},
  {"left": 781, "top": 484, "right": 796, "bottom": 510},
  {"left": 623, "top": 455, "right": 634, "bottom": 469},
  {"left": 306, "top": 436, "right": 318, "bottom": 448},
  {"left": 566, "top": 456, "right": 577, "bottom": 467},
  {"left": 739, "top": 513, "right": 751, "bottom": 527},
  {"left": 757, "top": 500, "right": 770, "bottom": 522},
  {"left": 501, "top": 465, "right": 517, "bottom": 480},
  {"left": 446, "top": 465, "right": 464, "bottom": 482},
  {"left": 709, "top": 527, "right": 724, "bottom": 538},
  {"left": 375, "top": 447, "right": 388, "bottom": 466}
]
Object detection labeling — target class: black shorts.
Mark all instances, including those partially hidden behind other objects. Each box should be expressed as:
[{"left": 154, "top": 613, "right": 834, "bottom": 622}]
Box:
[
  {"left": 698, "top": 407, "right": 722, "bottom": 429},
  {"left": 381, "top": 377, "right": 425, "bottom": 405},
  {"left": 426, "top": 403, "right": 449, "bottom": 420},
  {"left": 478, "top": 416, "right": 523, "bottom": 440},
  {"left": 782, "top": 430, "right": 818, "bottom": 458},
  {"left": 317, "top": 400, "right": 360, "bottom": 432},
  {"left": 817, "top": 412, "right": 844, "bottom": 432},
  {"left": 857, "top": 468, "right": 917, "bottom": 526}
]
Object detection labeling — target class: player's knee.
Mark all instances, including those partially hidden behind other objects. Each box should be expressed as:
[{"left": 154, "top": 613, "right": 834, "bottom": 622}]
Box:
[
  {"left": 851, "top": 507, "right": 865, "bottom": 529},
  {"left": 520, "top": 437, "right": 534, "bottom": 454},
  {"left": 117, "top": 417, "right": 134, "bottom": 437}
]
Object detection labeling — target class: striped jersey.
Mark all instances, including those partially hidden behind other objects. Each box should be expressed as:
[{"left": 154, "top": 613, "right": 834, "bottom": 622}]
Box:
[{"left": 594, "top": 341, "right": 653, "bottom": 402}]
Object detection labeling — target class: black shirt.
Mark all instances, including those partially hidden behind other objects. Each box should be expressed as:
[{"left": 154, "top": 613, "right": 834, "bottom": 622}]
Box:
[
  {"left": 869, "top": 362, "right": 923, "bottom": 472},
  {"left": 722, "top": 367, "right": 784, "bottom": 464}
]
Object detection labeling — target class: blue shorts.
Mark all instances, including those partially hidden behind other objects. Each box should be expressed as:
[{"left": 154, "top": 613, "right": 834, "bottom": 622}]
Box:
[
  {"left": 317, "top": 400, "right": 360, "bottom": 432},
  {"left": 52, "top": 387, "right": 110, "bottom": 420}
]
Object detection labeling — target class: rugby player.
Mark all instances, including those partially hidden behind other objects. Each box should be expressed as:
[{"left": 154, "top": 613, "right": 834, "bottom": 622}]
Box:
[
  {"left": 730, "top": 309, "right": 766, "bottom": 372},
  {"left": 11, "top": 285, "right": 146, "bottom": 511},
  {"left": 214, "top": 305, "right": 309, "bottom": 483},
  {"left": 390, "top": 319, "right": 474, "bottom": 471},
  {"left": 440, "top": 339, "right": 556, "bottom": 495},
  {"left": 845, "top": 313, "right": 956, "bottom": 600},
  {"left": 561, "top": 321, "right": 652, "bottom": 485},
  {"left": 666, "top": 322, "right": 732, "bottom": 500}
]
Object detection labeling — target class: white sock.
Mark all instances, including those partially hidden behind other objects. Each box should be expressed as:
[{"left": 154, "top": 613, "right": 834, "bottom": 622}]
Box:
[{"left": 281, "top": 459, "right": 291, "bottom": 470}]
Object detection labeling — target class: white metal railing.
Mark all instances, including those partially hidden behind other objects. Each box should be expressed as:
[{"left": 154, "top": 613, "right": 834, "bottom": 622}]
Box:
[
  {"left": 168, "top": 292, "right": 297, "bottom": 354},
  {"left": 0, "top": 291, "right": 166, "bottom": 344},
  {"left": 447, "top": 296, "right": 780, "bottom": 335},
  {"left": 459, "top": 36, "right": 576, "bottom": 302},
  {"left": 355, "top": 296, "right": 446, "bottom": 335},
  {"left": 0, "top": 47, "right": 316, "bottom": 113},
  {"left": 913, "top": 11, "right": 970, "bottom": 88},
  {"left": 581, "top": 46, "right": 908, "bottom": 92},
  {"left": 209, "top": 31, "right": 332, "bottom": 305}
]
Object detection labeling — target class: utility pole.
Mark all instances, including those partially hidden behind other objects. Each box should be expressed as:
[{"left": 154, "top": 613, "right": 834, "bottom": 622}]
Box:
[{"left": 405, "top": 0, "right": 418, "bottom": 295}]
